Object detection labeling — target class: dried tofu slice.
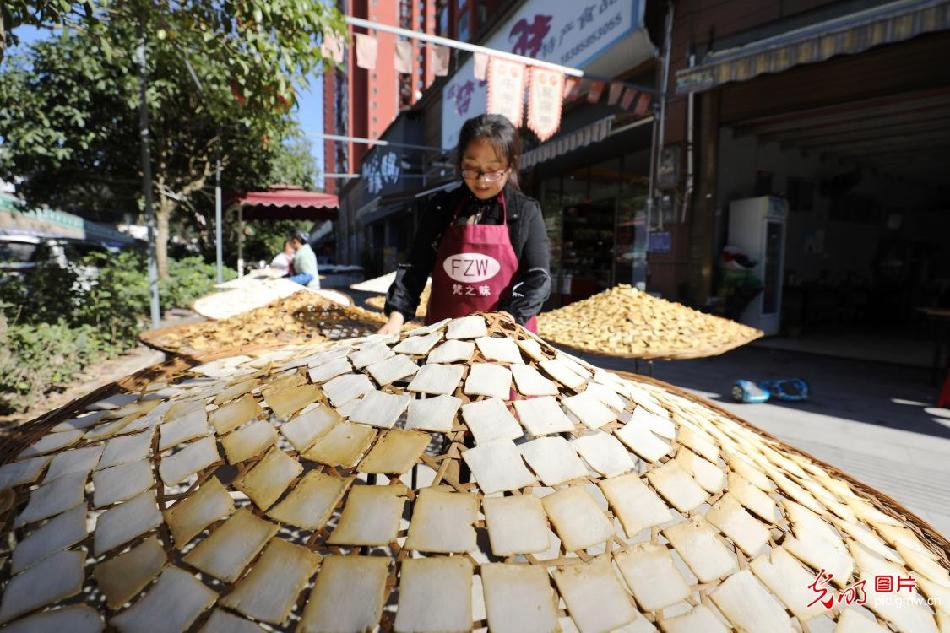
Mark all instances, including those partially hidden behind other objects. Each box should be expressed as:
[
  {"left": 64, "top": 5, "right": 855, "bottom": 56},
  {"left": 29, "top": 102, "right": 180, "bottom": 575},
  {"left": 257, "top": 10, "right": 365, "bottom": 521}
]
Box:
[
  {"left": 93, "top": 536, "right": 166, "bottom": 609},
  {"left": 327, "top": 484, "right": 408, "bottom": 546},
  {"left": 552, "top": 558, "right": 637, "bottom": 633},
  {"left": 323, "top": 373, "right": 376, "bottom": 407},
  {"left": 358, "top": 430, "right": 430, "bottom": 474},
  {"left": 849, "top": 540, "right": 939, "bottom": 633},
  {"left": 164, "top": 477, "right": 234, "bottom": 546},
  {"left": 267, "top": 471, "right": 351, "bottom": 530},
  {"left": 461, "top": 440, "right": 536, "bottom": 494},
  {"left": 462, "top": 397, "right": 523, "bottom": 444},
  {"left": 563, "top": 394, "right": 616, "bottom": 429},
  {"left": 675, "top": 447, "right": 725, "bottom": 493},
  {"left": 15, "top": 472, "right": 86, "bottom": 527},
  {"left": 11, "top": 504, "right": 87, "bottom": 574},
  {"left": 0, "top": 549, "right": 84, "bottom": 623},
  {"left": 159, "top": 406, "right": 207, "bottom": 450},
  {"left": 93, "top": 460, "right": 155, "bottom": 507},
  {"left": 835, "top": 609, "right": 890, "bottom": 633},
  {"left": 308, "top": 357, "right": 352, "bottom": 383},
  {"left": 539, "top": 358, "right": 586, "bottom": 389},
  {"left": 221, "top": 420, "right": 278, "bottom": 464},
  {"left": 663, "top": 516, "right": 738, "bottom": 583},
  {"left": 98, "top": 430, "right": 152, "bottom": 470},
  {"left": 475, "top": 337, "right": 524, "bottom": 364},
  {"left": 265, "top": 383, "right": 322, "bottom": 419},
  {"left": 783, "top": 501, "right": 853, "bottom": 586},
  {"left": 0, "top": 455, "right": 51, "bottom": 489},
  {"left": 301, "top": 555, "right": 390, "bottom": 633},
  {"left": 17, "top": 429, "right": 84, "bottom": 459},
  {"left": 110, "top": 566, "right": 217, "bottom": 633},
  {"left": 394, "top": 557, "right": 473, "bottom": 633},
  {"left": 52, "top": 410, "right": 107, "bottom": 432},
  {"left": 516, "top": 336, "right": 548, "bottom": 362},
  {"left": 584, "top": 382, "right": 627, "bottom": 413},
  {"left": 94, "top": 491, "right": 163, "bottom": 555},
  {"left": 572, "top": 432, "right": 635, "bottom": 478},
  {"left": 710, "top": 570, "right": 792, "bottom": 633},
  {"left": 235, "top": 447, "right": 303, "bottom": 510},
  {"left": 645, "top": 461, "right": 707, "bottom": 513},
  {"left": 200, "top": 610, "right": 264, "bottom": 633},
  {"left": 45, "top": 445, "right": 104, "bottom": 482},
  {"left": 303, "top": 421, "right": 377, "bottom": 468},
  {"left": 446, "top": 315, "right": 487, "bottom": 339},
  {"left": 279, "top": 404, "right": 340, "bottom": 452},
  {"left": 749, "top": 547, "right": 829, "bottom": 621},
  {"left": 405, "top": 488, "right": 478, "bottom": 553},
  {"left": 728, "top": 472, "right": 778, "bottom": 522},
  {"left": 483, "top": 494, "right": 550, "bottom": 556},
  {"left": 542, "top": 486, "right": 614, "bottom": 552},
  {"left": 481, "top": 563, "right": 559, "bottom": 633},
  {"left": 615, "top": 419, "right": 671, "bottom": 463},
  {"left": 212, "top": 378, "right": 257, "bottom": 405},
  {"left": 677, "top": 425, "right": 719, "bottom": 463},
  {"left": 83, "top": 417, "right": 136, "bottom": 441},
  {"left": 210, "top": 394, "right": 261, "bottom": 435},
  {"left": 464, "top": 363, "right": 512, "bottom": 400},
  {"left": 705, "top": 494, "right": 770, "bottom": 557},
  {"left": 513, "top": 396, "right": 574, "bottom": 436},
  {"left": 183, "top": 507, "right": 278, "bottom": 582},
  {"left": 519, "top": 436, "right": 589, "bottom": 485},
  {"left": 393, "top": 331, "right": 442, "bottom": 355},
  {"left": 426, "top": 339, "right": 475, "bottom": 364},
  {"left": 615, "top": 543, "right": 691, "bottom": 611},
  {"left": 221, "top": 538, "right": 321, "bottom": 625},
  {"left": 348, "top": 390, "right": 412, "bottom": 429},
  {"left": 159, "top": 436, "right": 220, "bottom": 485},
  {"left": 659, "top": 605, "right": 729, "bottom": 633},
  {"left": 599, "top": 473, "right": 673, "bottom": 538},
  {"left": 510, "top": 365, "right": 558, "bottom": 396},
  {"left": 406, "top": 394, "right": 462, "bottom": 433},
  {"left": 408, "top": 363, "right": 465, "bottom": 395},
  {"left": 629, "top": 405, "right": 676, "bottom": 440},
  {"left": 1, "top": 605, "right": 103, "bottom": 633},
  {"left": 349, "top": 342, "right": 395, "bottom": 369},
  {"left": 366, "top": 354, "right": 419, "bottom": 385}
]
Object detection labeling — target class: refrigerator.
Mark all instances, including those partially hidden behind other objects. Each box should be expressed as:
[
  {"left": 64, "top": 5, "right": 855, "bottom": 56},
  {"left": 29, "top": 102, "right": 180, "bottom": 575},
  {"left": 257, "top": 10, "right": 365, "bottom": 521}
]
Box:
[{"left": 728, "top": 196, "right": 787, "bottom": 336}]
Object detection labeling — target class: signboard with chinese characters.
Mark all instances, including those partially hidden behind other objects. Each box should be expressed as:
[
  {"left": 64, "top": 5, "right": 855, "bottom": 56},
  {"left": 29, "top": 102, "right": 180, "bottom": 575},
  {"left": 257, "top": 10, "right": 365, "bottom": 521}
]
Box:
[
  {"left": 441, "top": 0, "right": 647, "bottom": 149},
  {"left": 486, "top": 58, "right": 527, "bottom": 127},
  {"left": 527, "top": 67, "right": 565, "bottom": 141},
  {"left": 361, "top": 151, "right": 401, "bottom": 195}
]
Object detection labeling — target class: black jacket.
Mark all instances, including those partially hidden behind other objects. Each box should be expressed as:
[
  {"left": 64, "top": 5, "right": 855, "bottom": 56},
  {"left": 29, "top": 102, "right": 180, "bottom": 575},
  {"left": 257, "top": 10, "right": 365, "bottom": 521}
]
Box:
[{"left": 384, "top": 181, "right": 551, "bottom": 324}]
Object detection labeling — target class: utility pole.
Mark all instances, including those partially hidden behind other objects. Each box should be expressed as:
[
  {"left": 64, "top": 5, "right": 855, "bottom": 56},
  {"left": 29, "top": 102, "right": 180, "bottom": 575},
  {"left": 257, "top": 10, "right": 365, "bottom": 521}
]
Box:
[
  {"left": 136, "top": 32, "right": 161, "bottom": 330},
  {"left": 215, "top": 157, "right": 223, "bottom": 284}
]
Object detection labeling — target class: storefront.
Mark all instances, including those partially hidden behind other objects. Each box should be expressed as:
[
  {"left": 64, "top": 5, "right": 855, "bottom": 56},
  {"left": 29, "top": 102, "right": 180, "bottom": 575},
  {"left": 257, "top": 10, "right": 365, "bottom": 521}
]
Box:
[{"left": 670, "top": 0, "right": 950, "bottom": 347}]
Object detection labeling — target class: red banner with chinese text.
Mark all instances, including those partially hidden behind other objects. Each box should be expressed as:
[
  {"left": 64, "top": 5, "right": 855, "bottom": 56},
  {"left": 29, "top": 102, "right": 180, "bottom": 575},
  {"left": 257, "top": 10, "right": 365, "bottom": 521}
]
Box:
[
  {"left": 486, "top": 57, "right": 526, "bottom": 127},
  {"left": 527, "top": 67, "right": 565, "bottom": 142}
]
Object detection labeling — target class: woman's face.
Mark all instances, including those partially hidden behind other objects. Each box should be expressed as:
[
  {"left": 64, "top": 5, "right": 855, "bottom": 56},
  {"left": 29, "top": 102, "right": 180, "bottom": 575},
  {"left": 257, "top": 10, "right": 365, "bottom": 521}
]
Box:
[{"left": 461, "top": 138, "right": 510, "bottom": 200}]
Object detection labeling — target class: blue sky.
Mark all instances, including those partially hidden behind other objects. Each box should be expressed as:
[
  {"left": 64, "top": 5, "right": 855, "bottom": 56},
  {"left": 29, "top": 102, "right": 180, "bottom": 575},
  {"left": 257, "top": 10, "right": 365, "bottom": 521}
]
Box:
[{"left": 8, "top": 24, "right": 326, "bottom": 190}]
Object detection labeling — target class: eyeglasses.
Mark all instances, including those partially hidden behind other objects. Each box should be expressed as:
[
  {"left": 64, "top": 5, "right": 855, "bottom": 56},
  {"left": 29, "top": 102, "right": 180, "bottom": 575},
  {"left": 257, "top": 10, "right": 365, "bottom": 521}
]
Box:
[{"left": 461, "top": 168, "right": 509, "bottom": 183}]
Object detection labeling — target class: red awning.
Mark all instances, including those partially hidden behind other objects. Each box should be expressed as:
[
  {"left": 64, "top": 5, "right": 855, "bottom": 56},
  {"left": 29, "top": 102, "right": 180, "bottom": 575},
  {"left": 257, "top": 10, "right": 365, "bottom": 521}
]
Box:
[{"left": 237, "top": 186, "right": 339, "bottom": 221}]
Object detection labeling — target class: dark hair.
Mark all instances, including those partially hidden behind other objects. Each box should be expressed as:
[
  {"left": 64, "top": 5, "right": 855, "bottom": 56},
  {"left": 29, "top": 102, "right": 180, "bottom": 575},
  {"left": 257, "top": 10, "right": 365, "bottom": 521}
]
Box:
[
  {"left": 288, "top": 229, "right": 309, "bottom": 245},
  {"left": 457, "top": 114, "right": 521, "bottom": 188}
]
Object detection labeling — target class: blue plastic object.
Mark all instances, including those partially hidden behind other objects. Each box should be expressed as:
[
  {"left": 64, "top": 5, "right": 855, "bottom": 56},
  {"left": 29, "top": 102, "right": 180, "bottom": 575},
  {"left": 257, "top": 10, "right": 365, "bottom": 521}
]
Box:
[{"left": 732, "top": 379, "right": 810, "bottom": 403}]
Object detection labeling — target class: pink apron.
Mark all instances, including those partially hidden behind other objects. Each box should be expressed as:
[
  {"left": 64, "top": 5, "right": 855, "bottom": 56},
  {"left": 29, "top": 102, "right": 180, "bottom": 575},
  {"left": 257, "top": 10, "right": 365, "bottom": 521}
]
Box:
[{"left": 426, "top": 193, "right": 538, "bottom": 332}]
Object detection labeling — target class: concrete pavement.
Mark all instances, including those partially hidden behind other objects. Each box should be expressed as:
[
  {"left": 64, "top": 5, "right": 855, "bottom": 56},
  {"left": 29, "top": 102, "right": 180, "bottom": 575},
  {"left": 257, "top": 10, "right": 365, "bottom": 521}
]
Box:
[{"left": 576, "top": 345, "right": 950, "bottom": 538}]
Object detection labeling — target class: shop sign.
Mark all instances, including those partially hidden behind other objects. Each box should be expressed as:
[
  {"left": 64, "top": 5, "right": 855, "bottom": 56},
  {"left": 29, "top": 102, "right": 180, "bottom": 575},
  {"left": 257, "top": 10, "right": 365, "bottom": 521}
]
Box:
[
  {"left": 442, "top": 0, "right": 642, "bottom": 148},
  {"left": 362, "top": 151, "right": 401, "bottom": 195}
]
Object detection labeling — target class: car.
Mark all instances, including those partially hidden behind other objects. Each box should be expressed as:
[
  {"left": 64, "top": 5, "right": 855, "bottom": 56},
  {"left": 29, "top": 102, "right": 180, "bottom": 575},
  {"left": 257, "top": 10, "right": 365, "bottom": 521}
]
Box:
[{"left": 0, "top": 235, "right": 129, "bottom": 286}]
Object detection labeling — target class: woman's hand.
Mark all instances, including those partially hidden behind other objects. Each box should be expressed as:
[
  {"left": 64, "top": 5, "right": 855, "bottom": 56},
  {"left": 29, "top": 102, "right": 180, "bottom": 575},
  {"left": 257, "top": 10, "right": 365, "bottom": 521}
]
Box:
[{"left": 377, "top": 311, "right": 405, "bottom": 335}]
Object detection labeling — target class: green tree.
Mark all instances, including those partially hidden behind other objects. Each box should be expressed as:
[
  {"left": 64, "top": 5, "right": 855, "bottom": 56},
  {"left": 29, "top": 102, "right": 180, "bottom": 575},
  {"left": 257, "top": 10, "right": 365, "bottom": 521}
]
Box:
[{"left": 0, "top": 0, "right": 342, "bottom": 278}]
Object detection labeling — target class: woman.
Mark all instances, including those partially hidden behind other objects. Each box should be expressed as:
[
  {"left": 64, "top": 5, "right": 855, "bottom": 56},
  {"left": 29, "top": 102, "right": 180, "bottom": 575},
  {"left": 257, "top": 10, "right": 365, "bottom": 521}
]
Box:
[{"left": 379, "top": 114, "right": 550, "bottom": 334}]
